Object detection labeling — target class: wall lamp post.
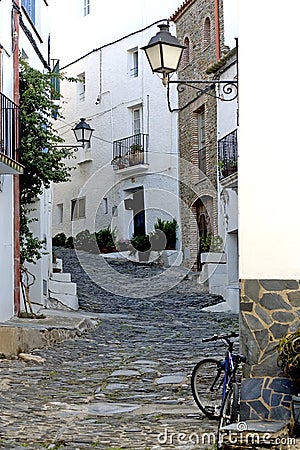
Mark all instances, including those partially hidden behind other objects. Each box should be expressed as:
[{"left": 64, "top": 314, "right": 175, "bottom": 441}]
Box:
[
  {"left": 142, "top": 23, "right": 238, "bottom": 112},
  {"left": 56, "top": 118, "right": 94, "bottom": 148}
]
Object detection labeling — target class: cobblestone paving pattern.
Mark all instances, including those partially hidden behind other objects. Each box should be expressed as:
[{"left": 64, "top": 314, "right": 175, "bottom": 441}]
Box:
[{"left": 0, "top": 248, "right": 240, "bottom": 449}]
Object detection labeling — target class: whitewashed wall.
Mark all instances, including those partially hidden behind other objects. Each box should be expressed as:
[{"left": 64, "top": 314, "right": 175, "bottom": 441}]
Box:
[
  {"left": 19, "top": 0, "right": 52, "bottom": 310},
  {"left": 52, "top": 22, "right": 180, "bottom": 247},
  {"left": 238, "top": 0, "right": 300, "bottom": 280},
  {"left": 0, "top": 0, "right": 17, "bottom": 320}
]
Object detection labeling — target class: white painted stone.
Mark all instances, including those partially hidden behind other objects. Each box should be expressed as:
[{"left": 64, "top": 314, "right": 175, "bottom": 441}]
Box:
[
  {"left": 50, "top": 272, "right": 71, "bottom": 282},
  {"left": 48, "top": 292, "right": 78, "bottom": 310},
  {"left": 200, "top": 252, "right": 227, "bottom": 264},
  {"left": 49, "top": 279, "right": 77, "bottom": 295}
]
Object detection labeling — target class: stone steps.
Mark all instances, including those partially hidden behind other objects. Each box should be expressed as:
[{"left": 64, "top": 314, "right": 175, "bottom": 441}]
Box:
[{"left": 48, "top": 258, "right": 78, "bottom": 310}]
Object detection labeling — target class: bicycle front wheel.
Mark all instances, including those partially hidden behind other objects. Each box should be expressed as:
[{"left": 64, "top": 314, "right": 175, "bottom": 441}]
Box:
[{"left": 191, "top": 358, "right": 224, "bottom": 420}]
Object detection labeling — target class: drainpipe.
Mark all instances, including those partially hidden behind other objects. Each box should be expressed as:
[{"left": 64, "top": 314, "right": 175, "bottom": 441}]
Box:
[
  {"left": 214, "top": 0, "right": 221, "bottom": 60},
  {"left": 13, "top": 0, "right": 21, "bottom": 315}
]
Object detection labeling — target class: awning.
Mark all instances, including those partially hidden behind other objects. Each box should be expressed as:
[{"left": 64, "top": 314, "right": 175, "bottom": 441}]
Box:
[{"left": 0, "top": 153, "right": 24, "bottom": 174}]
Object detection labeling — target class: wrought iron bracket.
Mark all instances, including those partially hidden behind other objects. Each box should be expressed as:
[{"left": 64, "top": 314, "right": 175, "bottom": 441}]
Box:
[{"left": 166, "top": 78, "right": 238, "bottom": 112}]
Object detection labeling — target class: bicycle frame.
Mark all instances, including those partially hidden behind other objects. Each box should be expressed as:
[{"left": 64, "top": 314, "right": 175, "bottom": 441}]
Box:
[{"left": 205, "top": 333, "right": 245, "bottom": 405}]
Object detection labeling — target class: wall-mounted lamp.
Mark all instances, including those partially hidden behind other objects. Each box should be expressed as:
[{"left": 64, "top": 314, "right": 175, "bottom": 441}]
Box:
[
  {"left": 142, "top": 23, "right": 238, "bottom": 112},
  {"left": 56, "top": 118, "right": 94, "bottom": 148},
  {"left": 73, "top": 118, "right": 94, "bottom": 145}
]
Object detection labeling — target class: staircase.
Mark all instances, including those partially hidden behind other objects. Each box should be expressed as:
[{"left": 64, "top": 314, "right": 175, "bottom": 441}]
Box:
[{"left": 48, "top": 258, "right": 78, "bottom": 310}]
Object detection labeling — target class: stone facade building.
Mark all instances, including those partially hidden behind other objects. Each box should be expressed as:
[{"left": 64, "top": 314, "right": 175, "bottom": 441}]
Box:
[{"left": 171, "top": 0, "right": 228, "bottom": 270}]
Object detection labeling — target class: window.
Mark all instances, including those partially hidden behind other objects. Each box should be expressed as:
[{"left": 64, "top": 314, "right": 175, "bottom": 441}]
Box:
[
  {"left": 22, "top": 0, "right": 36, "bottom": 24},
  {"left": 128, "top": 48, "right": 139, "bottom": 78},
  {"left": 78, "top": 72, "right": 85, "bottom": 102},
  {"left": 71, "top": 198, "right": 86, "bottom": 220},
  {"left": 84, "top": 0, "right": 90, "bottom": 16},
  {"left": 103, "top": 198, "right": 108, "bottom": 214},
  {"left": 203, "top": 17, "right": 211, "bottom": 47},
  {"left": 132, "top": 108, "right": 141, "bottom": 136},
  {"left": 56, "top": 204, "right": 63, "bottom": 224},
  {"left": 181, "top": 37, "right": 190, "bottom": 67},
  {"left": 198, "top": 108, "right": 206, "bottom": 174}
]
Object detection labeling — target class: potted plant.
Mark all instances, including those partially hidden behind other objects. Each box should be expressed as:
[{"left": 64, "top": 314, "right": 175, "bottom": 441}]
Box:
[
  {"left": 154, "top": 218, "right": 177, "bottom": 250},
  {"left": 129, "top": 143, "right": 144, "bottom": 165},
  {"left": 149, "top": 229, "right": 167, "bottom": 251},
  {"left": 278, "top": 329, "right": 300, "bottom": 430},
  {"left": 130, "top": 234, "right": 151, "bottom": 262}
]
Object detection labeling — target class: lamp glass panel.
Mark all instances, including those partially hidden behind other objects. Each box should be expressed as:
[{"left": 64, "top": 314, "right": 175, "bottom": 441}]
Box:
[
  {"left": 145, "top": 45, "right": 162, "bottom": 72},
  {"left": 74, "top": 127, "right": 83, "bottom": 142},
  {"left": 161, "top": 44, "right": 183, "bottom": 71}
]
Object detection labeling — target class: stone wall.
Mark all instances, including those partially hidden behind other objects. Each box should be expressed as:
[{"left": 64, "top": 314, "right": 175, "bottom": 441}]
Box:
[
  {"left": 240, "top": 279, "right": 300, "bottom": 420},
  {"left": 173, "top": 0, "right": 226, "bottom": 269}
]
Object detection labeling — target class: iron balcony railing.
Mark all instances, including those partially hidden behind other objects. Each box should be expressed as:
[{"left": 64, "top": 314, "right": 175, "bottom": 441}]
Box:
[
  {"left": 218, "top": 129, "right": 238, "bottom": 179},
  {"left": 0, "top": 92, "right": 19, "bottom": 161},
  {"left": 112, "top": 133, "right": 149, "bottom": 170}
]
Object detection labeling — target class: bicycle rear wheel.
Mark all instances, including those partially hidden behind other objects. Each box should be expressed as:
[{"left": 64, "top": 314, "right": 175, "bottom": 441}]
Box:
[{"left": 191, "top": 358, "right": 224, "bottom": 420}]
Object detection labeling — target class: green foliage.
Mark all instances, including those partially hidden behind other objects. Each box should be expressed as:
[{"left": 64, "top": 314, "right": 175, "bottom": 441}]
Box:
[
  {"left": 154, "top": 218, "right": 177, "bottom": 249},
  {"left": 65, "top": 236, "right": 74, "bottom": 249},
  {"left": 74, "top": 229, "right": 94, "bottom": 251},
  {"left": 19, "top": 58, "right": 76, "bottom": 265},
  {"left": 52, "top": 233, "right": 67, "bottom": 246},
  {"left": 278, "top": 329, "right": 300, "bottom": 380},
  {"left": 95, "top": 227, "right": 116, "bottom": 252},
  {"left": 199, "top": 233, "right": 223, "bottom": 253},
  {"left": 130, "top": 234, "right": 151, "bottom": 253}
]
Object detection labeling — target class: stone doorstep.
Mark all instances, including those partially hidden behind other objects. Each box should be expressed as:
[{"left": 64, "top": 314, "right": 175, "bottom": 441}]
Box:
[
  {"left": 0, "top": 310, "right": 98, "bottom": 356},
  {"left": 48, "top": 279, "right": 77, "bottom": 295},
  {"left": 220, "top": 420, "right": 291, "bottom": 449}
]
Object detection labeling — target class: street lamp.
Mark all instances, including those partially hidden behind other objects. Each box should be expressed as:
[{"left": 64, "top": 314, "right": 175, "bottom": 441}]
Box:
[
  {"left": 55, "top": 118, "right": 94, "bottom": 148},
  {"left": 142, "top": 23, "right": 238, "bottom": 112},
  {"left": 72, "top": 118, "right": 94, "bottom": 145},
  {"left": 142, "top": 23, "right": 186, "bottom": 86}
]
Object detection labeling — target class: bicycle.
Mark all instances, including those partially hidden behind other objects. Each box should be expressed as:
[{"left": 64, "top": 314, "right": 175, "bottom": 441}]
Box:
[{"left": 191, "top": 331, "right": 246, "bottom": 423}]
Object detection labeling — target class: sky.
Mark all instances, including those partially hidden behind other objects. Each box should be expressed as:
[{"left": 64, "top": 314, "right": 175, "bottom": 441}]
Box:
[
  {"left": 50, "top": 0, "right": 238, "bottom": 67},
  {"left": 50, "top": 0, "right": 185, "bottom": 66}
]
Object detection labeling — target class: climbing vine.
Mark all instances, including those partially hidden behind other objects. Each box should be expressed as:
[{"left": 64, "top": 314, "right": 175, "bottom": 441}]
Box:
[{"left": 19, "top": 58, "right": 75, "bottom": 266}]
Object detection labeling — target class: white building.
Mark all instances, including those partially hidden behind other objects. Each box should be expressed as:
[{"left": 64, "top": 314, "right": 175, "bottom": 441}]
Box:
[
  {"left": 52, "top": 21, "right": 181, "bottom": 261},
  {"left": 19, "top": 0, "right": 53, "bottom": 311},
  {"left": 0, "top": 0, "right": 53, "bottom": 320},
  {"left": 0, "top": 0, "right": 24, "bottom": 321}
]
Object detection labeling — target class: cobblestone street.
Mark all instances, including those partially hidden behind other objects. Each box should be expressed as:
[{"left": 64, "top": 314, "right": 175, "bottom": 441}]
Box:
[{"left": 0, "top": 249, "right": 239, "bottom": 449}]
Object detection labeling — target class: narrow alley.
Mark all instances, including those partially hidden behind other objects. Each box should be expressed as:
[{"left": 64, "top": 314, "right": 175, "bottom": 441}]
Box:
[{"left": 0, "top": 249, "right": 238, "bottom": 449}]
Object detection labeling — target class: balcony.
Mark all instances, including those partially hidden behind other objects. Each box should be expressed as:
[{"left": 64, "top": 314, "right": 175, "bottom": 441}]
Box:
[
  {"left": 0, "top": 92, "right": 23, "bottom": 174},
  {"left": 112, "top": 133, "right": 149, "bottom": 174},
  {"left": 218, "top": 129, "right": 237, "bottom": 181}
]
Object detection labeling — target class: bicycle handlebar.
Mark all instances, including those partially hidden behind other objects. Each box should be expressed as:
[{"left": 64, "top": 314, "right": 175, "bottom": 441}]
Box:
[{"left": 202, "top": 331, "right": 239, "bottom": 343}]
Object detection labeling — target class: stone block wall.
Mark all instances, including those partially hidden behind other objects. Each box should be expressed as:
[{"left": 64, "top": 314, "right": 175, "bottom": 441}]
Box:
[
  {"left": 240, "top": 279, "right": 300, "bottom": 420},
  {"left": 172, "top": 0, "right": 226, "bottom": 269}
]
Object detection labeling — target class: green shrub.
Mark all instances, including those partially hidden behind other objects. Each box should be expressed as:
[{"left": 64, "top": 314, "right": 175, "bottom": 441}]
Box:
[
  {"left": 278, "top": 329, "right": 300, "bottom": 380},
  {"left": 199, "top": 233, "right": 223, "bottom": 253},
  {"left": 95, "top": 227, "right": 116, "bottom": 252},
  {"left": 154, "top": 218, "right": 177, "bottom": 249},
  {"left": 130, "top": 234, "right": 151, "bottom": 253},
  {"left": 65, "top": 236, "right": 74, "bottom": 248},
  {"left": 52, "top": 232, "right": 66, "bottom": 247},
  {"left": 74, "top": 229, "right": 94, "bottom": 251}
]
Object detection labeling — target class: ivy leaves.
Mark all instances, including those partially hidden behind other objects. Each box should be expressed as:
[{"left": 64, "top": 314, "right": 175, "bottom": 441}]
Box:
[{"left": 19, "top": 58, "right": 76, "bottom": 264}]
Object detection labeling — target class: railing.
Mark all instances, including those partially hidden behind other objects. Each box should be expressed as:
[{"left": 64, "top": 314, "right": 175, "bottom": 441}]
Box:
[
  {"left": 218, "top": 129, "right": 238, "bottom": 179},
  {"left": 0, "top": 92, "right": 19, "bottom": 161},
  {"left": 112, "top": 133, "right": 149, "bottom": 170}
]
